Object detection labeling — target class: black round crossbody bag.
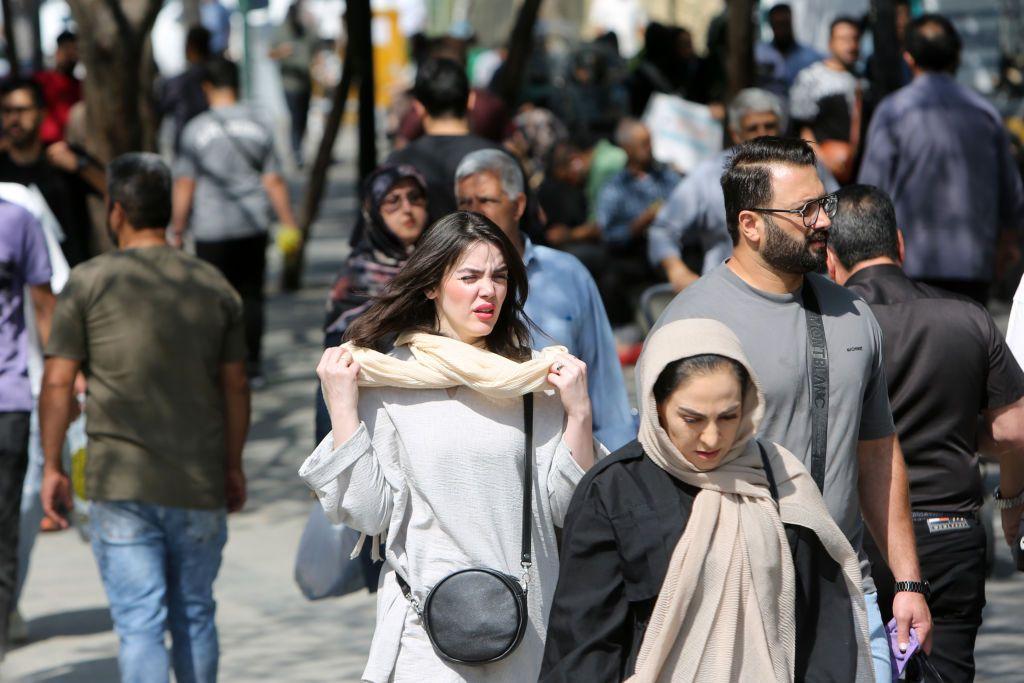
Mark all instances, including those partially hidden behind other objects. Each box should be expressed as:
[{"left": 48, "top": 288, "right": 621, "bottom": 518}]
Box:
[{"left": 395, "top": 393, "right": 535, "bottom": 665}]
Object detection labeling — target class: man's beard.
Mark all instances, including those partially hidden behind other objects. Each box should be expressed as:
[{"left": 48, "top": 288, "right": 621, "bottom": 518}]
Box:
[{"left": 761, "top": 215, "right": 828, "bottom": 274}]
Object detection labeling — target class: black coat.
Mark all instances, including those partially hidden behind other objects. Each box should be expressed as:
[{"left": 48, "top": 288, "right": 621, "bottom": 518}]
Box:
[{"left": 540, "top": 441, "right": 862, "bottom": 682}]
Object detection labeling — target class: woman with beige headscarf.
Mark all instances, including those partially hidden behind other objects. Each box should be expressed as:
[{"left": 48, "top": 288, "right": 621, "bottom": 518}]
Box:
[{"left": 540, "top": 318, "right": 874, "bottom": 682}]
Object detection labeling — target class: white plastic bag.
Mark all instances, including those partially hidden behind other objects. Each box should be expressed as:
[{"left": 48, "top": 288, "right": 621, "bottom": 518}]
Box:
[{"left": 293, "top": 502, "right": 368, "bottom": 600}]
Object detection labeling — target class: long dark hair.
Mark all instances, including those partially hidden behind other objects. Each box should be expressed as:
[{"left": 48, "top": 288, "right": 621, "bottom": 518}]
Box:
[{"left": 345, "top": 211, "right": 533, "bottom": 360}]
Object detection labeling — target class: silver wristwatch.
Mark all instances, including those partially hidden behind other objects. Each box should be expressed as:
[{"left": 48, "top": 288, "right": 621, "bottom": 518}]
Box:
[{"left": 992, "top": 486, "right": 1024, "bottom": 510}]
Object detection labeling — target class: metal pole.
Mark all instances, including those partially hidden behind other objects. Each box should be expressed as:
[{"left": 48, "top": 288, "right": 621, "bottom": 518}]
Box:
[{"left": 239, "top": 0, "right": 252, "bottom": 98}]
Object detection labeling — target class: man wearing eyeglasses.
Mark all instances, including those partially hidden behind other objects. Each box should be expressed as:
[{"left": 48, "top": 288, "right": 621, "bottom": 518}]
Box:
[
  {"left": 648, "top": 87, "right": 839, "bottom": 292},
  {"left": 652, "top": 136, "right": 931, "bottom": 682}
]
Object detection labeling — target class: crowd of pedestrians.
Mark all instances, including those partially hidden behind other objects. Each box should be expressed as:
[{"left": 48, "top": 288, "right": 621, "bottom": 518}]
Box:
[{"left": 1, "top": 3, "right": 1023, "bottom": 683}]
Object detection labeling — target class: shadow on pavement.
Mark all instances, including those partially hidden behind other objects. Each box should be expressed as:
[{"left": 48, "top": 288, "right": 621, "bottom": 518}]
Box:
[
  {"left": 24, "top": 607, "right": 113, "bottom": 643},
  {"left": 12, "top": 656, "right": 119, "bottom": 682}
]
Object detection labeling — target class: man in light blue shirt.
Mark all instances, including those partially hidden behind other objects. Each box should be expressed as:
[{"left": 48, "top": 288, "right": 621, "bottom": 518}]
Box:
[
  {"left": 455, "top": 149, "right": 635, "bottom": 450},
  {"left": 649, "top": 88, "right": 838, "bottom": 292},
  {"left": 755, "top": 3, "right": 822, "bottom": 99},
  {"left": 595, "top": 120, "right": 680, "bottom": 250}
]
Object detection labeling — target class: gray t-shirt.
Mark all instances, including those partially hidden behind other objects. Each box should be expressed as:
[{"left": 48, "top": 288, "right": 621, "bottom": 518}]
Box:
[
  {"left": 175, "top": 103, "right": 281, "bottom": 241},
  {"left": 653, "top": 264, "right": 895, "bottom": 591}
]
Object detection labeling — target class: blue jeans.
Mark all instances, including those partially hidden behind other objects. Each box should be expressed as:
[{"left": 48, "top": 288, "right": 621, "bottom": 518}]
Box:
[
  {"left": 865, "top": 590, "right": 895, "bottom": 682},
  {"left": 90, "top": 501, "right": 227, "bottom": 683}
]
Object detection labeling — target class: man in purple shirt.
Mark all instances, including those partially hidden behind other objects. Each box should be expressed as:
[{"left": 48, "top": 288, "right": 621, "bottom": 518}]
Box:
[
  {"left": 0, "top": 199, "right": 53, "bottom": 659},
  {"left": 857, "top": 13, "right": 1024, "bottom": 304}
]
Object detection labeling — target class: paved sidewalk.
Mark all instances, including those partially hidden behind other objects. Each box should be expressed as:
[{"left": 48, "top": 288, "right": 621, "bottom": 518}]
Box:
[
  {"left": 3, "top": 163, "right": 379, "bottom": 682},
  {"left": 4, "top": 160, "right": 1023, "bottom": 681}
]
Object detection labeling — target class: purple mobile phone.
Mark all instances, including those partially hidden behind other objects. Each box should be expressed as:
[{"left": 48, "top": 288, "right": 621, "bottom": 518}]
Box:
[{"left": 886, "top": 618, "right": 921, "bottom": 678}]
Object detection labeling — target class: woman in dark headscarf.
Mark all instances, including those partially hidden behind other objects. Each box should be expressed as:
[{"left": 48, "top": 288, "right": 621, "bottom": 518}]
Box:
[{"left": 316, "top": 164, "right": 429, "bottom": 442}]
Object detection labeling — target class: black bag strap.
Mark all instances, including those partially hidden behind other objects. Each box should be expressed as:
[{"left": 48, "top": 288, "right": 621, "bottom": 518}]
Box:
[
  {"left": 209, "top": 110, "right": 266, "bottom": 174},
  {"left": 756, "top": 441, "right": 779, "bottom": 502},
  {"left": 522, "top": 393, "right": 534, "bottom": 567},
  {"left": 803, "top": 279, "right": 829, "bottom": 493},
  {"left": 396, "top": 393, "right": 535, "bottom": 604}
]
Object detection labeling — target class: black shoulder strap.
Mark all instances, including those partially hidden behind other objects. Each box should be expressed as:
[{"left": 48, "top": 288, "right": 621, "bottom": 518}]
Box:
[
  {"left": 395, "top": 392, "right": 534, "bottom": 602},
  {"left": 757, "top": 441, "right": 779, "bottom": 502},
  {"left": 803, "top": 279, "right": 829, "bottom": 493},
  {"left": 209, "top": 110, "right": 266, "bottom": 174},
  {"left": 522, "top": 393, "right": 534, "bottom": 567}
]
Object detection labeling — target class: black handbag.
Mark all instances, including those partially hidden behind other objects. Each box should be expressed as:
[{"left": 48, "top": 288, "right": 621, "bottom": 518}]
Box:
[{"left": 395, "top": 393, "right": 535, "bottom": 665}]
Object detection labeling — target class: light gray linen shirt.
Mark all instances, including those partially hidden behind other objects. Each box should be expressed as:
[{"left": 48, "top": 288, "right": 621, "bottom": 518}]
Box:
[{"left": 299, "top": 347, "right": 601, "bottom": 682}]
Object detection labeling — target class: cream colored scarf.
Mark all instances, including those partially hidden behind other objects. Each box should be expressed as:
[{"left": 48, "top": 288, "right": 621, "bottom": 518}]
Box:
[
  {"left": 341, "top": 331, "right": 567, "bottom": 397},
  {"left": 628, "top": 319, "right": 873, "bottom": 683}
]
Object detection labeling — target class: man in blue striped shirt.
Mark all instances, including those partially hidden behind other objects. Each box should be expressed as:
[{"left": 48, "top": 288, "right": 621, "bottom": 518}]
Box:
[{"left": 455, "top": 149, "right": 636, "bottom": 450}]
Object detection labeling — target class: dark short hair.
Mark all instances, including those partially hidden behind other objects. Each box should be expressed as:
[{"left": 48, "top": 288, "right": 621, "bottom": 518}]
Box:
[
  {"left": 830, "top": 15, "right": 862, "bottom": 37},
  {"left": 0, "top": 78, "right": 45, "bottom": 108},
  {"left": 767, "top": 3, "right": 791, "bottom": 18},
  {"left": 720, "top": 136, "right": 817, "bottom": 243},
  {"left": 829, "top": 184, "right": 900, "bottom": 269},
  {"left": 56, "top": 30, "right": 77, "bottom": 47},
  {"left": 186, "top": 25, "right": 212, "bottom": 59},
  {"left": 413, "top": 57, "right": 469, "bottom": 119},
  {"left": 107, "top": 153, "right": 172, "bottom": 228},
  {"left": 653, "top": 354, "right": 750, "bottom": 405},
  {"left": 200, "top": 57, "right": 239, "bottom": 91},
  {"left": 905, "top": 14, "right": 961, "bottom": 73}
]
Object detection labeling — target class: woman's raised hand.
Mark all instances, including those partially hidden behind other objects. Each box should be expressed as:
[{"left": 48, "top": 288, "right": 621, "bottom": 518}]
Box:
[
  {"left": 318, "top": 346, "right": 362, "bottom": 441},
  {"left": 547, "top": 353, "right": 592, "bottom": 422}
]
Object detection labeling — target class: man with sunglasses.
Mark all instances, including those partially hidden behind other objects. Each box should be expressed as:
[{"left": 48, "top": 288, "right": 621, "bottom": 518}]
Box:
[
  {"left": 648, "top": 87, "right": 839, "bottom": 292},
  {"left": 652, "top": 137, "right": 931, "bottom": 682}
]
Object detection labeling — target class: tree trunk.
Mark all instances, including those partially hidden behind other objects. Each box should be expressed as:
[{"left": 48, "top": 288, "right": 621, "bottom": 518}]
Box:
[
  {"left": 351, "top": 0, "right": 376, "bottom": 182},
  {"left": 725, "top": 0, "right": 756, "bottom": 99},
  {"left": 182, "top": 0, "right": 200, "bottom": 26},
  {"left": 2, "top": 0, "right": 19, "bottom": 77},
  {"left": 280, "top": 15, "right": 355, "bottom": 291},
  {"left": 494, "top": 0, "right": 544, "bottom": 107},
  {"left": 869, "top": 0, "right": 902, "bottom": 98},
  {"left": 65, "top": 0, "right": 163, "bottom": 162}
]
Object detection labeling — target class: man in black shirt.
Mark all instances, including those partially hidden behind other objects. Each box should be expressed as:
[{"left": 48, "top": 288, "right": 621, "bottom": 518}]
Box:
[
  {"left": 386, "top": 57, "right": 497, "bottom": 220},
  {"left": 827, "top": 184, "right": 1024, "bottom": 681},
  {"left": 0, "top": 79, "right": 104, "bottom": 267}
]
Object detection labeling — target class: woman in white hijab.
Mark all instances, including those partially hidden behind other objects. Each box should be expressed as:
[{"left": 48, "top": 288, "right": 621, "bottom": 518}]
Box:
[{"left": 541, "top": 318, "right": 873, "bottom": 682}]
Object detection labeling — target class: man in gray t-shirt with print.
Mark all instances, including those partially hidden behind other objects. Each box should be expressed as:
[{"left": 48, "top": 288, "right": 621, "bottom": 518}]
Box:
[
  {"left": 171, "top": 57, "right": 297, "bottom": 380},
  {"left": 653, "top": 137, "right": 931, "bottom": 681}
]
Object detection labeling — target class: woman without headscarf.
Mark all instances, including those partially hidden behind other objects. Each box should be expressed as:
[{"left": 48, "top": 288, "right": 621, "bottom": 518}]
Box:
[
  {"left": 315, "top": 164, "right": 429, "bottom": 443},
  {"left": 540, "top": 318, "right": 873, "bottom": 682},
  {"left": 300, "top": 211, "right": 603, "bottom": 683}
]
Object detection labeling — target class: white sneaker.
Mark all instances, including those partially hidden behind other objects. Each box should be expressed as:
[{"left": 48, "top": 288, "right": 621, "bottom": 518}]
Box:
[{"left": 8, "top": 610, "right": 27, "bottom": 644}]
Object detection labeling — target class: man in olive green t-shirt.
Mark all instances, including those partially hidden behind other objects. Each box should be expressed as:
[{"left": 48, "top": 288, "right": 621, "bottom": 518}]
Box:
[{"left": 38, "top": 153, "right": 250, "bottom": 682}]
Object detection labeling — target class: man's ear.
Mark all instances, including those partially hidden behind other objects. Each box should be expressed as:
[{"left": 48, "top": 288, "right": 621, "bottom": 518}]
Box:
[
  {"left": 467, "top": 90, "right": 476, "bottom": 113},
  {"left": 737, "top": 210, "right": 761, "bottom": 247},
  {"left": 825, "top": 248, "right": 840, "bottom": 283},
  {"left": 412, "top": 99, "right": 426, "bottom": 120},
  {"left": 513, "top": 192, "right": 526, "bottom": 221},
  {"left": 902, "top": 51, "right": 915, "bottom": 71},
  {"left": 896, "top": 228, "right": 906, "bottom": 265}
]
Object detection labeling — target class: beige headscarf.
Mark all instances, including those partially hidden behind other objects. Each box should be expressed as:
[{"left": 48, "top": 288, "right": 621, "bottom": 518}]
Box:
[
  {"left": 341, "top": 331, "right": 567, "bottom": 397},
  {"left": 628, "top": 319, "right": 872, "bottom": 683},
  {"left": 338, "top": 331, "right": 569, "bottom": 562}
]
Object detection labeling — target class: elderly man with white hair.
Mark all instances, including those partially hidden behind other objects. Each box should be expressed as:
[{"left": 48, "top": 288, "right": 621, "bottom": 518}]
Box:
[
  {"left": 648, "top": 87, "right": 839, "bottom": 292},
  {"left": 455, "top": 148, "right": 635, "bottom": 450}
]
